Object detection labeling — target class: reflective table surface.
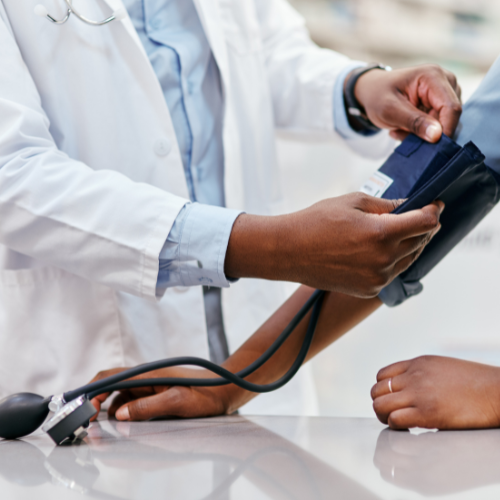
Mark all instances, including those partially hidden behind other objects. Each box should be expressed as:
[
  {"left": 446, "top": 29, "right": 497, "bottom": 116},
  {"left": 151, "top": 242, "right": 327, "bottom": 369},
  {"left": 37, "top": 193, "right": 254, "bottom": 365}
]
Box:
[{"left": 2, "top": 415, "right": 500, "bottom": 499}]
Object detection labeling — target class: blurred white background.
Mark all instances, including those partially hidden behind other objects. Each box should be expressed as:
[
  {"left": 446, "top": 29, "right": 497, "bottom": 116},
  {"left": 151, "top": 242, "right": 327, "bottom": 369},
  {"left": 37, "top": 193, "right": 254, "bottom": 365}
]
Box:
[{"left": 279, "top": 0, "right": 500, "bottom": 417}]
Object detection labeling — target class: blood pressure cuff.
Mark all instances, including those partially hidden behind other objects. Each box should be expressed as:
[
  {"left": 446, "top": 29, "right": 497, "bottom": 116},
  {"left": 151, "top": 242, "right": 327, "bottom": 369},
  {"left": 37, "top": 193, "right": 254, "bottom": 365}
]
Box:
[{"left": 368, "top": 134, "right": 500, "bottom": 307}]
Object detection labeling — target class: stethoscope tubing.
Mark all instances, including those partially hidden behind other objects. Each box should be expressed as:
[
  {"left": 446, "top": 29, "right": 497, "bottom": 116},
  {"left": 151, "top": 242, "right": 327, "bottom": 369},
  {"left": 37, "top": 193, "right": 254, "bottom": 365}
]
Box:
[{"left": 44, "top": 0, "right": 120, "bottom": 26}]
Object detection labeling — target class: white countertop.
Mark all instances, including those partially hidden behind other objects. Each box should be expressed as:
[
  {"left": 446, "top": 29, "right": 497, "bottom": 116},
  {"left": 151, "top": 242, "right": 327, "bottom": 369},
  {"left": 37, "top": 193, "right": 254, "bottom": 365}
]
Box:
[{"left": 1, "top": 415, "right": 500, "bottom": 499}]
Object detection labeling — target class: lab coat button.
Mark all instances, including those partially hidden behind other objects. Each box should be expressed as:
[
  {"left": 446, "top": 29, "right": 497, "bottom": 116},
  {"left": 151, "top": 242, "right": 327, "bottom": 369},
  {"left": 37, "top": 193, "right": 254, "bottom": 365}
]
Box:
[{"left": 154, "top": 139, "right": 172, "bottom": 157}]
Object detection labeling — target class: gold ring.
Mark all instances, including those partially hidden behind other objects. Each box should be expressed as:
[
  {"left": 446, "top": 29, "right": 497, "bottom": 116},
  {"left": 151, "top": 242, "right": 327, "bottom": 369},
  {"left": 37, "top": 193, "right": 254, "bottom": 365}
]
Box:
[{"left": 388, "top": 378, "right": 393, "bottom": 394}]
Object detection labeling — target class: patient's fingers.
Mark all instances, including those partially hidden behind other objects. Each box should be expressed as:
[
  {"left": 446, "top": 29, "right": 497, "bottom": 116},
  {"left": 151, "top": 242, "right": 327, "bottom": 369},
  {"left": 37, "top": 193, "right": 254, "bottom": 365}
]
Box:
[
  {"left": 371, "top": 374, "right": 406, "bottom": 399},
  {"left": 373, "top": 392, "right": 414, "bottom": 425},
  {"left": 109, "top": 391, "right": 136, "bottom": 417},
  {"left": 388, "top": 408, "right": 423, "bottom": 430},
  {"left": 107, "top": 386, "right": 160, "bottom": 417},
  {"left": 88, "top": 367, "right": 129, "bottom": 385},
  {"left": 115, "top": 389, "right": 184, "bottom": 421},
  {"left": 90, "top": 392, "right": 112, "bottom": 421},
  {"left": 115, "top": 385, "right": 228, "bottom": 421},
  {"left": 377, "top": 360, "right": 412, "bottom": 382},
  {"left": 88, "top": 368, "right": 131, "bottom": 420}
]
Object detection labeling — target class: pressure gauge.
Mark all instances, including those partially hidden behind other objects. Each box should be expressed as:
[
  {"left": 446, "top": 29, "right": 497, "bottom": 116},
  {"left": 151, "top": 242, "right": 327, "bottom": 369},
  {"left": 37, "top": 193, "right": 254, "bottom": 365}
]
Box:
[{"left": 42, "top": 396, "right": 97, "bottom": 445}]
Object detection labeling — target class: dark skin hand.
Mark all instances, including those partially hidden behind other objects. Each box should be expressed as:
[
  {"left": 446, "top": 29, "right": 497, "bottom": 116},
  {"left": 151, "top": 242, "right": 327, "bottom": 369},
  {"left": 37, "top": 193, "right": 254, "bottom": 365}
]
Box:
[
  {"left": 89, "top": 286, "right": 385, "bottom": 421},
  {"left": 371, "top": 355, "right": 500, "bottom": 430},
  {"left": 225, "top": 63, "right": 459, "bottom": 298},
  {"left": 88, "top": 209, "right": 439, "bottom": 424},
  {"left": 354, "top": 64, "right": 462, "bottom": 142},
  {"left": 226, "top": 196, "right": 444, "bottom": 298},
  {"left": 89, "top": 202, "right": 442, "bottom": 422}
]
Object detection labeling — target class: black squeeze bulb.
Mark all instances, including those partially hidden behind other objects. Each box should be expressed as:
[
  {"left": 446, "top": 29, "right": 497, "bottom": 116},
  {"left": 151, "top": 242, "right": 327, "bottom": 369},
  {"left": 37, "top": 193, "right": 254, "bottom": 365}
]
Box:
[{"left": 0, "top": 393, "right": 51, "bottom": 440}]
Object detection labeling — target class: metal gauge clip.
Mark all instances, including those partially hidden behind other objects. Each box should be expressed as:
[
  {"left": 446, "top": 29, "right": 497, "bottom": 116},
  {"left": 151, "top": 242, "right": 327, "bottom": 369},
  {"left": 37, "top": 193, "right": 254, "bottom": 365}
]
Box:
[{"left": 42, "top": 396, "right": 97, "bottom": 445}]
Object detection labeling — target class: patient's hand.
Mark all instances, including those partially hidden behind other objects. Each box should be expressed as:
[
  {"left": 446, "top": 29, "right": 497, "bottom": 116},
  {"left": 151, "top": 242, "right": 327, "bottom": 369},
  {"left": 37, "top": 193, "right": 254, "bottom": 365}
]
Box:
[
  {"left": 88, "top": 367, "right": 232, "bottom": 422},
  {"left": 371, "top": 356, "right": 500, "bottom": 430}
]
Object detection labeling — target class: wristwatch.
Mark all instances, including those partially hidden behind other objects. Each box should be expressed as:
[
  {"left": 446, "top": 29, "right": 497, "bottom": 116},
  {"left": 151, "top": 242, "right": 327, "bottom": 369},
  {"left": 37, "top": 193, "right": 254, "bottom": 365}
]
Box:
[{"left": 344, "top": 63, "right": 392, "bottom": 133}]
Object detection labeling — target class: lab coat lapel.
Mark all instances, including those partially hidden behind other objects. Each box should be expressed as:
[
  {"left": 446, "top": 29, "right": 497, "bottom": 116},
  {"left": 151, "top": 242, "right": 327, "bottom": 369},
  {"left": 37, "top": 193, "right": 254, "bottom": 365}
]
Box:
[
  {"left": 100, "top": 0, "right": 190, "bottom": 199},
  {"left": 192, "top": 0, "right": 244, "bottom": 210},
  {"left": 101, "top": 0, "right": 149, "bottom": 58},
  {"left": 192, "top": 0, "right": 230, "bottom": 91},
  {"left": 102, "top": 0, "right": 230, "bottom": 90}
]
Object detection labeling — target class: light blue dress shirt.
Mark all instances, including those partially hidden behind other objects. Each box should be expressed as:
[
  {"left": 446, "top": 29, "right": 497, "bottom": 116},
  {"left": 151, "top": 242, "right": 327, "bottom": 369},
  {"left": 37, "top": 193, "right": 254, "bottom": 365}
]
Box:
[
  {"left": 124, "top": 0, "right": 368, "bottom": 360},
  {"left": 125, "top": 0, "right": 365, "bottom": 295},
  {"left": 123, "top": 0, "right": 241, "bottom": 296}
]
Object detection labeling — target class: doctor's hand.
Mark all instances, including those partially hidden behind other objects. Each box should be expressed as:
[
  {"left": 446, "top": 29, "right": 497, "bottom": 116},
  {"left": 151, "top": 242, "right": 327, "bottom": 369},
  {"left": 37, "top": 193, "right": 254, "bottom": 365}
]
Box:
[
  {"left": 353, "top": 64, "right": 462, "bottom": 142},
  {"left": 225, "top": 194, "right": 444, "bottom": 298}
]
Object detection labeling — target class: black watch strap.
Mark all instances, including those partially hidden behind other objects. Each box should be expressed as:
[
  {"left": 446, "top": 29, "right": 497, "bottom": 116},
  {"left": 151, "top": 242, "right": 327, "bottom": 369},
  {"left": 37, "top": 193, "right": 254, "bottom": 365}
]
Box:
[{"left": 344, "top": 63, "right": 390, "bottom": 133}]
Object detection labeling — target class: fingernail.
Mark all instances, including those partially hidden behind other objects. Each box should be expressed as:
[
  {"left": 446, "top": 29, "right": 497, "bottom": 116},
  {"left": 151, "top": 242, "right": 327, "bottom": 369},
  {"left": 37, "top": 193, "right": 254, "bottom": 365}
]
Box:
[
  {"left": 425, "top": 123, "right": 441, "bottom": 142},
  {"left": 116, "top": 406, "right": 130, "bottom": 421}
]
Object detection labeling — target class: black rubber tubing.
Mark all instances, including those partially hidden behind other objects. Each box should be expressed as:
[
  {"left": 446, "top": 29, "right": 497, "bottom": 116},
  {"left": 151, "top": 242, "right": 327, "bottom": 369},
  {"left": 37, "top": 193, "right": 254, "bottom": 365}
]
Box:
[{"left": 63, "top": 290, "right": 325, "bottom": 402}]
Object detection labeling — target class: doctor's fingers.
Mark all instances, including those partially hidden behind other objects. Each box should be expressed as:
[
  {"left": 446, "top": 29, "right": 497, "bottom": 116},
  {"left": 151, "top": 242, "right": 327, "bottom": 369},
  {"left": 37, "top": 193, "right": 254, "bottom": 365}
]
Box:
[
  {"left": 442, "top": 69, "right": 462, "bottom": 102},
  {"left": 394, "top": 67, "right": 462, "bottom": 140},
  {"left": 394, "top": 222, "right": 441, "bottom": 260},
  {"left": 391, "top": 243, "right": 429, "bottom": 279},
  {"left": 392, "top": 220, "right": 442, "bottom": 275},
  {"left": 419, "top": 67, "right": 463, "bottom": 138},
  {"left": 378, "top": 201, "right": 444, "bottom": 241}
]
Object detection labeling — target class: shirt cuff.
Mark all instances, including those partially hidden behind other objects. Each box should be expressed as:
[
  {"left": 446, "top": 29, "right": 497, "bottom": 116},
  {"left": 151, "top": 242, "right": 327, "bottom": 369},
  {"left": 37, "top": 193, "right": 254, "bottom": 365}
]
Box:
[
  {"left": 333, "top": 62, "right": 381, "bottom": 140},
  {"left": 157, "top": 202, "right": 243, "bottom": 294}
]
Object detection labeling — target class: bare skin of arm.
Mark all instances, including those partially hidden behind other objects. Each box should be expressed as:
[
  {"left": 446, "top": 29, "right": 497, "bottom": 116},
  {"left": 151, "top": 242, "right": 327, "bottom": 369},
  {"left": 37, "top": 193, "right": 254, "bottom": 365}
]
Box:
[
  {"left": 90, "top": 201, "right": 443, "bottom": 421},
  {"left": 225, "top": 195, "right": 441, "bottom": 298},
  {"left": 224, "top": 64, "right": 460, "bottom": 299},
  {"left": 371, "top": 356, "right": 500, "bottom": 430},
  {"left": 91, "top": 286, "right": 383, "bottom": 421}
]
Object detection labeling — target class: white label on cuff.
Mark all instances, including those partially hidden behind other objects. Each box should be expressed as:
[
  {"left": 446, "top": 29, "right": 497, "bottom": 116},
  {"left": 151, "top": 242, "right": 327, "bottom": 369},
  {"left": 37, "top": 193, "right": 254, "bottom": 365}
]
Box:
[{"left": 360, "top": 171, "right": 394, "bottom": 198}]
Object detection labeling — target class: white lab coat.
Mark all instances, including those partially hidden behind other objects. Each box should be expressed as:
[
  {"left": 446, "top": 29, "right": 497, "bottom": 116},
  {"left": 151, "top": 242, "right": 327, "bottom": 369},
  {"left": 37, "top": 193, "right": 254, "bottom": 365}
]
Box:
[{"left": 0, "top": 0, "right": 391, "bottom": 413}]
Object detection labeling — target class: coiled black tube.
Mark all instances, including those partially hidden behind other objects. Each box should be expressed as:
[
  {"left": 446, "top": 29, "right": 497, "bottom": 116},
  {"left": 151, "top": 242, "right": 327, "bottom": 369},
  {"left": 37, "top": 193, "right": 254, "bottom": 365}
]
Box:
[{"left": 63, "top": 290, "right": 325, "bottom": 402}]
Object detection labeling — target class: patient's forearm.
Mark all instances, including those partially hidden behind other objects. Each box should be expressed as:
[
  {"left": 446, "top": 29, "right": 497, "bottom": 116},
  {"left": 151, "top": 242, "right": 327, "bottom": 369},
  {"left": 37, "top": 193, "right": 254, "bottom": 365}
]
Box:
[{"left": 221, "top": 286, "right": 381, "bottom": 413}]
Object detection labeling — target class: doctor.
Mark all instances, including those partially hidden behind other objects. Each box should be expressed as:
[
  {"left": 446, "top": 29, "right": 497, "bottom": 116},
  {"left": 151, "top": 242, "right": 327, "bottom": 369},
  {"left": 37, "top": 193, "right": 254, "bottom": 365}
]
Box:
[{"left": 0, "top": 0, "right": 460, "bottom": 414}]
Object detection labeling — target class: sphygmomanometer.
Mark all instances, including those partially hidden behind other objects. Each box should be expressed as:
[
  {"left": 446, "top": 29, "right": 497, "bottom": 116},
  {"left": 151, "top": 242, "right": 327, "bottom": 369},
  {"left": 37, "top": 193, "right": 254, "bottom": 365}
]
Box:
[
  {"left": 0, "top": 134, "right": 498, "bottom": 446},
  {"left": 373, "top": 134, "right": 500, "bottom": 306}
]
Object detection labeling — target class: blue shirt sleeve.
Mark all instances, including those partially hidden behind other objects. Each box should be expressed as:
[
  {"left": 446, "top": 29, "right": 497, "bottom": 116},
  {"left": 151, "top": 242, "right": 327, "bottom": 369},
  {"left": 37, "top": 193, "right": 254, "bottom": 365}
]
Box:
[
  {"left": 333, "top": 62, "right": 381, "bottom": 140},
  {"left": 157, "top": 203, "right": 243, "bottom": 295}
]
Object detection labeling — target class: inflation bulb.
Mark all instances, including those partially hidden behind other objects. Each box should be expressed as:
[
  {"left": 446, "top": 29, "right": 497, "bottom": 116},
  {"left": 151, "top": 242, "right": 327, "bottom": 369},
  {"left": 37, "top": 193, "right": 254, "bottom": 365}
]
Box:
[{"left": 0, "top": 393, "right": 50, "bottom": 440}]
